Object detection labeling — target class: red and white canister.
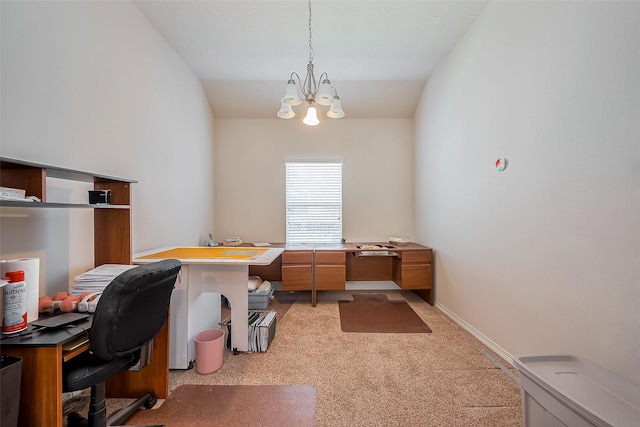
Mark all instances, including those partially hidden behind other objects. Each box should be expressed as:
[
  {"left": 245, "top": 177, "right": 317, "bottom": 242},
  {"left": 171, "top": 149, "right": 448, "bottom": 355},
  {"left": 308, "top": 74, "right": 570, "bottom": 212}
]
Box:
[{"left": 2, "top": 270, "right": 28, "bottom": 334}]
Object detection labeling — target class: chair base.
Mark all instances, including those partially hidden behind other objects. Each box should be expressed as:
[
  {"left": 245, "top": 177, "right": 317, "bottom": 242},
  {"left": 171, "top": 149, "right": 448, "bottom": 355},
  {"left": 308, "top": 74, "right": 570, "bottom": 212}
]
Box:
[{"left": 67, "top": 391, "right": 164, "bottom": 427}]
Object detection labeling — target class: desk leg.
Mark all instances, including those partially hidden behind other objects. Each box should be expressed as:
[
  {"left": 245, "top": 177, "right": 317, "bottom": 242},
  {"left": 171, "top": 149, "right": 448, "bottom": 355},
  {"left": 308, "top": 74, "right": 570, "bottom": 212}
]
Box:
[
  {"left": 311, "top": 250, "right": 317, "bottom": 307},
  {"left": 192, "top": 264, "right": 249, "bottom": 352},
  {"left": 2, "top": 346, "right": 64, "bottom": 427}
]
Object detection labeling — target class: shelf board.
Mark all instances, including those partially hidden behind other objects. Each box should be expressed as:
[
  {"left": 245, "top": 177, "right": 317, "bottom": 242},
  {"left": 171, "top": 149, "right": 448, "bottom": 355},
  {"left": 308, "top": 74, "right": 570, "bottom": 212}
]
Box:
[
  {"left": 0, "top": 201, "right": 130, "bottom": 209},
  {"left": 0, "top": 157, "right": 137, "bottom": 184}
]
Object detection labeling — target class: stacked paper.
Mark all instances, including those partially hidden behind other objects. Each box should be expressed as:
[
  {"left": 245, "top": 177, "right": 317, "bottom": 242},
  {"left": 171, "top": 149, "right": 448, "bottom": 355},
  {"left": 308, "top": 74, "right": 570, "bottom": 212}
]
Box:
[
  {"left": 71, "top": 264, "right": 136, "bottom": 295},
  {"left": 389, "top": 236, "right": 411, "bottom": 245}
]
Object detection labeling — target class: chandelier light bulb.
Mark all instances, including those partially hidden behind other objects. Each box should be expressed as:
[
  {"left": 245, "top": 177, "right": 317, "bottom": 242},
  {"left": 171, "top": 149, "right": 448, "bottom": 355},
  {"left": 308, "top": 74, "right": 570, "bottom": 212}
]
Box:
[{"left": 303, "top": 106, "right": 319, "bottom": 126}]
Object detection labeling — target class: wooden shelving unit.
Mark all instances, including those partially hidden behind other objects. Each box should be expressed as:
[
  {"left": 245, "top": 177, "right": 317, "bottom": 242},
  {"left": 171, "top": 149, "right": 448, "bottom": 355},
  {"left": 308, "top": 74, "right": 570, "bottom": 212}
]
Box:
[
  {"left": 1, "top": 157, "right": 171, "bottom": 406},
  {"left": 0, "top": 157, "right": 137, "bottom": 266}
]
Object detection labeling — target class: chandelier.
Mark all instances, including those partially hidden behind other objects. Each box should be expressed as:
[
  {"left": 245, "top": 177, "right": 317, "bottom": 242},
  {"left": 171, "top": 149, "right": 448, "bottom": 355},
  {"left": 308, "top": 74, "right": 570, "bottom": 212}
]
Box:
[{"left": 277, "top": 0, "right": 345, "bottom": 125}]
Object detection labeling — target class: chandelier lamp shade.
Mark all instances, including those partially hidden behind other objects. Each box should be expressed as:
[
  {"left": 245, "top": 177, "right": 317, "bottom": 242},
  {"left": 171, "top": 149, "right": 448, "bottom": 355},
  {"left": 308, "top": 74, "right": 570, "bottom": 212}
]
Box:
[{"left": 277, "top": 0, "right": 345, "bottom": 125}]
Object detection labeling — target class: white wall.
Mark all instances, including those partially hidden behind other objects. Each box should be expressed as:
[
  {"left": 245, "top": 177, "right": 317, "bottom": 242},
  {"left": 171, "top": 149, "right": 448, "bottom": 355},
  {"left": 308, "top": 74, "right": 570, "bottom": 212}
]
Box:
[
  {"left": 1, "top": 1, "right": 216, "bottom": 294},
  {"left": 214, "top": 119, "right": 414, "bottom": 243},
  {"left": 415, "top": 1, "right": 640, "bottom": 384}
]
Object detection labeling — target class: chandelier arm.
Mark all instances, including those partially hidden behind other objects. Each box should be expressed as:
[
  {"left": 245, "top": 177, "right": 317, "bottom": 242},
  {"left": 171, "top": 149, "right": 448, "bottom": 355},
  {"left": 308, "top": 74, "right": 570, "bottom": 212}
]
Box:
[
  {"left": 290, "top": 72, "right": 302, "bottom": 87},
  {"left": 303, "top": 62, "right": 318, "bottom": 100}
]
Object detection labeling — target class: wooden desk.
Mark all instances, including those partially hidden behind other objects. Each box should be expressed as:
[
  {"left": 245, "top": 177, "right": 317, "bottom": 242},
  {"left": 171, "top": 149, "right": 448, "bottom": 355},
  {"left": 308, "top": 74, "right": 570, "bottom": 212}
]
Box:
[
  {"left": 1, "top": 316, "right": 170, "bottom": 427},
  {"left": 249, "top": 242, "right": 434, "bottom": 306}
]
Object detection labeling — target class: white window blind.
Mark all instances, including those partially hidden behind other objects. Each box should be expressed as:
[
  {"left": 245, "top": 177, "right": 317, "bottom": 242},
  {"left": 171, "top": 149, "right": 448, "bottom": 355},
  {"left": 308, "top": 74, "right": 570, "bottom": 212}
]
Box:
[{"left": 286, "top": 162, "right": 342, "bottom": 244}]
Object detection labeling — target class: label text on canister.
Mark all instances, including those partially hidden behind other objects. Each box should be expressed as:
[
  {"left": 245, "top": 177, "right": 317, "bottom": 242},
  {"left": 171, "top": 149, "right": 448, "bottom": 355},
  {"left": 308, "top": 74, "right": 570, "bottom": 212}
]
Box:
[{"left": 2, "top": 270, "right": 28, "bottom": 334}]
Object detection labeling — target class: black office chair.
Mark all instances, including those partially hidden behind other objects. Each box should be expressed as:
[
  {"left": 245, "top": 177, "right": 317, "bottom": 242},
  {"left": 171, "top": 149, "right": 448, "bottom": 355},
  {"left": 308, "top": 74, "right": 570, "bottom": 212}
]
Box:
[{"left": 63, "top": 259, "right": 182, "bottom": 427}]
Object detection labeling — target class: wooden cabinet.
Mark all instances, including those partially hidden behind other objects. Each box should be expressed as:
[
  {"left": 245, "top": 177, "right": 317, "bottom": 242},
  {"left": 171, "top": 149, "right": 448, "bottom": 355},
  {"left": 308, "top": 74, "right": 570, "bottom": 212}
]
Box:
[
  {"left": 393, "top": 250, "right": 432, "bottom": 302},
  {"left": 314, "top": 251, "right": 346, "bottom": 290},
  {"left": 281, "top": 250, "right": 312, "bottom": 290},
  {"left": 264, "top": 243, "right": 434, "bottom": 305}
]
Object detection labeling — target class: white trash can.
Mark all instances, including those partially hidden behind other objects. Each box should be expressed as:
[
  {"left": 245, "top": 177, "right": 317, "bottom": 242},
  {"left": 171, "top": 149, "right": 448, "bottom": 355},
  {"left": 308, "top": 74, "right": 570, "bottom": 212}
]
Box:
[
  {"left": 194, "top": 329, "right": 225, "bottom": 374},
  {"left": 515, "top": 354, "right": 640, "bottom": 427}
]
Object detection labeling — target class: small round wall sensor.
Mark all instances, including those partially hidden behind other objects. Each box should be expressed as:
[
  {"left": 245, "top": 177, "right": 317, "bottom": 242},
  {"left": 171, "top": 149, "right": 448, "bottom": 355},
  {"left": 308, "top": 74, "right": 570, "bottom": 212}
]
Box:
[{"left": 496, "top": 157, "right": 507, "bottom": 172}]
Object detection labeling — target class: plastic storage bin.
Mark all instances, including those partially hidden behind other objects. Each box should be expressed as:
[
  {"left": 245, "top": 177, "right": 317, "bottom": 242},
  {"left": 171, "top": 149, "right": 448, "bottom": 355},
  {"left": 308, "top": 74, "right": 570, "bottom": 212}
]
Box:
[
  {"left": 514, "top": 354, "right": 640, "bottom": 427},
  {"left": 1, "top": 355, "right": 22, "bottom": 427},
  {"left": 248, "top": 289, "right": 273, "bottom": 310}
]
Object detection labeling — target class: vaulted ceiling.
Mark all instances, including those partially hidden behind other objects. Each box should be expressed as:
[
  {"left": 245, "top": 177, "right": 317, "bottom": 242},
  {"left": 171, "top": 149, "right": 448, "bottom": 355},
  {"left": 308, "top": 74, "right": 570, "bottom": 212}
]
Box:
[{"left": 134, "top": 1, "right": 488, "bottom": 120}]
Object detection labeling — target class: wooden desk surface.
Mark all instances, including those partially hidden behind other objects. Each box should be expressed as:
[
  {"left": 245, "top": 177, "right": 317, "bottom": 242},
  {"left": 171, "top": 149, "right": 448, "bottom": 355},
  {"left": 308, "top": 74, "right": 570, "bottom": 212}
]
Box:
[
  {"left": 264, "top": 242, "right": 431, "bottom": 252},
  {"left": 0, "top": 316, "right": 92, "bottom": 347}
]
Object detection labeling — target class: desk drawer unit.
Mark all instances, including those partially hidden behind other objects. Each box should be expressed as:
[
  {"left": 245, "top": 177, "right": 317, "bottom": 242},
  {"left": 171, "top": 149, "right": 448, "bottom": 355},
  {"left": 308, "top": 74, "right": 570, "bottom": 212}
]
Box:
[
  {"left": 315, "top": 251, "right": 346, "bottom": 290},
  {"left": 281, "top": 251, "right": 312, "bottom": 290},
  {"left": 393, "top": 250, "right": 432, "bottom": 290}
]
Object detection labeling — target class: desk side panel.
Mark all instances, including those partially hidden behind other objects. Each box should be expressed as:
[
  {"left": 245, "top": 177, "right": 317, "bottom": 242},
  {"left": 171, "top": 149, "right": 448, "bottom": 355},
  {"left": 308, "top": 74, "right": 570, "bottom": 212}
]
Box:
[
  {"left": 2, "top": 346, "right": 63, "bottom": 427},
  {"left": 105, "top": 320, "right": 170, "bottom": 399},
  {"left": 94, "top": 208, "right": 132, "bottom": 266}
]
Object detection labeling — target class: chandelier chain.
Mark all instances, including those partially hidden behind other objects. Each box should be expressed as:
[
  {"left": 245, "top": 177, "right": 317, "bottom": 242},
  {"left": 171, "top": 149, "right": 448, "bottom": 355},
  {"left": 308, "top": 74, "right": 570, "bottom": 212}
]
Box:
[{"left": 307, "top": 0, "right": 314, "bottom": 63}]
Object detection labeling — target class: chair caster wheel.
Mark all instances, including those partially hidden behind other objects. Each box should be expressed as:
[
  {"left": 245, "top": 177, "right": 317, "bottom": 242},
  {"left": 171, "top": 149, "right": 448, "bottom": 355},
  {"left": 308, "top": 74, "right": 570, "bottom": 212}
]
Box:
[
  {"left": 67, "top": 412, "right": 88, "bottom": 427},
  {"left": 144, "top": 395, "right": 158, "bottom": 409},
  {"left": 233, "top": 347, "right": 239, "bottom": 355}
]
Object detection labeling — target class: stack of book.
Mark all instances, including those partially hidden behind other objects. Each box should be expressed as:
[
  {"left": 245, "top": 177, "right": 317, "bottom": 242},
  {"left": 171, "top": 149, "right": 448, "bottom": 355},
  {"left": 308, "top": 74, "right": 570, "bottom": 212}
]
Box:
[
  {"left": 222, "top": 237, "right": 243, "bottom": 246},
  {"left": 70, "top": 264, "right": 136, "bottom": 295}
]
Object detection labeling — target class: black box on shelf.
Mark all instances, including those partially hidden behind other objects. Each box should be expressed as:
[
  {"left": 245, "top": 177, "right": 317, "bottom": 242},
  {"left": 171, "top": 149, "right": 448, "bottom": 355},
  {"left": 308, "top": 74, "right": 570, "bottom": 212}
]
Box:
[{"left": 88, "top": 190, "right": 111, "bottom": 204}]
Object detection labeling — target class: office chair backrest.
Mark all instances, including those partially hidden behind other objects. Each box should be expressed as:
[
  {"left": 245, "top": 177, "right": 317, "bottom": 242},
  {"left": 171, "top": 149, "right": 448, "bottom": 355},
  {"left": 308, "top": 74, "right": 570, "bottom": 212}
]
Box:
[{"left": 89, "top": 259, "right": 181, "bottom": 361}]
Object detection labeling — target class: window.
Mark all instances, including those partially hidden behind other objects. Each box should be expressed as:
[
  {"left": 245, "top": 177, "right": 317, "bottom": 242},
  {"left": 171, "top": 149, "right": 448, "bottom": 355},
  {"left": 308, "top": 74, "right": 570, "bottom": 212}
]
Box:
[{"left": 286, "top": 161, "right": 342, "bottom": 244}]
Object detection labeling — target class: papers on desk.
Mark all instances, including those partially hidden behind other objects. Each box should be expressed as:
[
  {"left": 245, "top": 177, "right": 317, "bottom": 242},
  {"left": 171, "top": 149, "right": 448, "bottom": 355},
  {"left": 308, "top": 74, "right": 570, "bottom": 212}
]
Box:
[
  {"left": 355, "top": 244, "right": 399, "bottom": 256},
  {"left": 247, "top": 310, "right": 277, "bottom": 353},
  {"left": 70, "top": 264, "right": 136, "bottom": 295},
  {"left": 356, "top": 250, "right": 399, "bottom": 257}
]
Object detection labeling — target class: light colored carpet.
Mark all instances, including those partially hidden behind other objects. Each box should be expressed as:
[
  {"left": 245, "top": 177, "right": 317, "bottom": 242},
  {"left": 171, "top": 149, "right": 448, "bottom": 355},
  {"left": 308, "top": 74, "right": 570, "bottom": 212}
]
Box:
[{"left": 72, "top": 290, "right": 523, "bottom": 426}]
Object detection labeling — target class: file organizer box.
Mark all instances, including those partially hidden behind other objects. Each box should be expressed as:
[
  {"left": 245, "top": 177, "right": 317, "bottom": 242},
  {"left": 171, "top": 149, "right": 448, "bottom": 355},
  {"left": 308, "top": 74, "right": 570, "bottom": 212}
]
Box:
[
  {"left": 514, "top": 354, "right": 640, "bottom": 427},
  {"left": 220, "top": 310, "right": 277, "bottom": 353},
  {"left": 248, "top": 289, "right": 273, "bottom": 310}
]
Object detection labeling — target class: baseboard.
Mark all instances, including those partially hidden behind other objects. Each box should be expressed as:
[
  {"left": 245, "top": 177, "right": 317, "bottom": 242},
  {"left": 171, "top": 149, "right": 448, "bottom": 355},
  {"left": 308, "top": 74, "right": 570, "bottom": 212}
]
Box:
[{"left": 435, "top": 302, "right": 515, "bottom": 366}]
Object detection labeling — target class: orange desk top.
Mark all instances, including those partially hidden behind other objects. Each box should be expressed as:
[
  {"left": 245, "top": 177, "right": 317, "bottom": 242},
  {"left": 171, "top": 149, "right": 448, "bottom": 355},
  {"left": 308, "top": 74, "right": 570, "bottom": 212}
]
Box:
[{"left": 137, "top": 247, "right": 268, "bottom": 260}]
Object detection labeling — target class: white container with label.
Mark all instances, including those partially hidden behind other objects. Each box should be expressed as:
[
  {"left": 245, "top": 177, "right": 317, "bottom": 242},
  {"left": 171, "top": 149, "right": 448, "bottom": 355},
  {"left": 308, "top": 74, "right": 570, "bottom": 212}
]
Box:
[{"left": 2, "top": 270, "right": 28, "bottom": 334}]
